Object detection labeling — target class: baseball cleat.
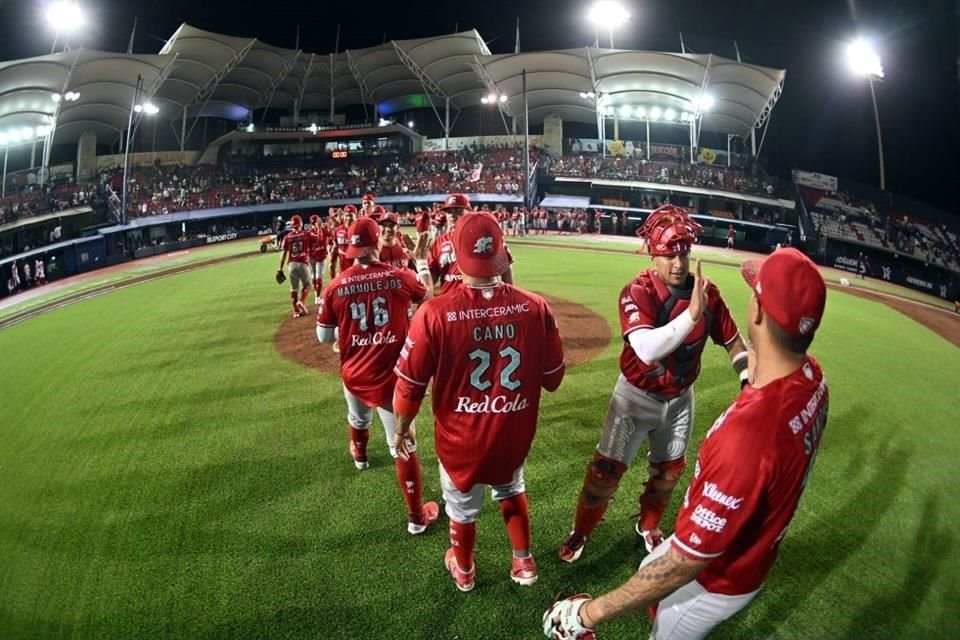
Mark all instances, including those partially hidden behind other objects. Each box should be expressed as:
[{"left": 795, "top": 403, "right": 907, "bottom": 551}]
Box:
[
  {"left": 510, "top": 554, "right": 538, "bottom": 586},
  {"left": 636, "top": 524, "right": 664, "bottom": 554},
  {"left": 444, "top": 548, "right": 475, "bottom": 592},
  {"left": 407, "top": 501, "right": 440, "bottom": 535},
  {"left": 349, "top": 441, "right": 369, "bottom": 470},
  {"left": 558, "top": 531, "right": 587, "bottom": 564},
  {"left": 295, "top": 301, "right": 309, "bottom": 316}
]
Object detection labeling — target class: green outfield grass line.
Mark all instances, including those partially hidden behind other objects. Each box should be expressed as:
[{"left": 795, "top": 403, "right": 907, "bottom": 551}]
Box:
[
  {"left": 0, "top": 239, "right": 263, "bottom": 322},
  {"left": 511, "top": 236, "right": 957, "bottom": 311}
]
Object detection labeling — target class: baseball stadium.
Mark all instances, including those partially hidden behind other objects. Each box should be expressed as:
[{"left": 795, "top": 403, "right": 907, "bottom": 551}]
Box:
[{"left": 1, "top": 1, "right": 958, "bottom": 639}]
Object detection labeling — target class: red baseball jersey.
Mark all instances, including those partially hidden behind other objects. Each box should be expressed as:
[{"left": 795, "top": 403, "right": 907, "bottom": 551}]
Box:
[
  {"left": 379, "top": 243, "right": 414, "bottom": 271},
  {"left": 672, "top": 356, "right": 829, "bottom": 595},
  {"left": 310, "top": 225, "right": 331, "bottom": 261},
  {"left": 432, "top": 212, "right": 448, "bottom": 230},
  {"left": 428, "top": 231, "right": 514, "bottom": 295},
  {"left": 394, "top": 283, "right": 565, "bottom": 491},
  {"left": 317, "top": 262, "right": 427, "bottom": 407},
  {"left": 282, "top": 229, "right": 312, "bottom": 264},
  {"left": 619, "top": 269, "right": 739, "bottom": 397}
]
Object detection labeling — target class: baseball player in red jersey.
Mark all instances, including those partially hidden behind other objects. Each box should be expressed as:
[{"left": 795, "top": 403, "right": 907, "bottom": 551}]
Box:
[
  {"left": 543, "top": 247, "right": 828, "bottom": 640},
  {"left": 726, "top": 224, "right": 736, "bottom": 249},
  {"left": 360, "top": 193, "right": 376, "bottom": 218},
  {"left": 377, "top": 212, "right": 417, "bottom": 272},
  {"left": 558, "top": 205, "right": 749, "bottom": 564},
  {"left": 278, "top": 214, "right": 312, "bottom": 317},
  {"left": 316, "top": 217, "right": 440, "bottom": 535},
  {"left": 308, "top": 214, "right": 331, "bottom": 304},
  {"left": 332, "top": 205, "right": 357, "bottom": 278},
  {"left": 394, "top": 212, "right": 566, "bottom": 591},
  {"left": 423, "top": 193, "right": 515, "bottom": 296},
  {"left": 431, "top": 206, "right": 448, "bottom": 239}
]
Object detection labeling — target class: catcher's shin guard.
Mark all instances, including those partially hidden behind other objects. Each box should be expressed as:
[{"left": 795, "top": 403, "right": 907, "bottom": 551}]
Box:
[
  {"left": 636, "top": 457, "right": 686, "bottom": 532},
  {"left": 573, "top": 453, "right": 628, "bottom": 536}
]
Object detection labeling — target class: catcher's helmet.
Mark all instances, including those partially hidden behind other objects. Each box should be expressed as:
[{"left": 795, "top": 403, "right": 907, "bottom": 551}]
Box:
[
  {"left": 636, "top": 205, "right": 702, "bottom": 256},
  {"left": 290, "top": 214, "right": 303, "bottom": 229},
  {"left": 441, "top": 193, "right": 472, "bottom": 212}
]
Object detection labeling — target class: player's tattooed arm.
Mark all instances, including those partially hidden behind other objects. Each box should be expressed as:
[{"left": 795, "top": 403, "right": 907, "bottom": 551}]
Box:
[
  {"left": 726, "top": 335, "right": 749, "bottom": 387},
  {"left": 578, "top": 545, "right": 708, "bottom": 628}
]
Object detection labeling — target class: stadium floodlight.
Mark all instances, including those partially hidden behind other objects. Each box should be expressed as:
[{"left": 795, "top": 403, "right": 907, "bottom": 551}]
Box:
[
  {"left": 487, "top": 93, "right": 497, "bottom": 103},
  {"left": 649, "top": 106, "right": 662, "bottom": 121},
  {"left": 481, "top": 96, "right": 489, "bottom": 104},
  {"left": 845, "top": 37, "right": 887, "bottom": 190},
  {"left": 36, "top": 125, "right": 52, "bottom": 137},
  {"left": 635, "top": 106, "right": 646, "bottom": 119},
  {"left": 9, "top": 130, "right": 23, "bottom": 143},
  {"left": 664, "top": 108, "right": 677, "bottom": 121},
  {"left": 499, "top": 94, "right": 508, "bottom": 103},
  {"left": 846, "top": 39, "right": 884, "bottom": 78},
  {"left": 21, "top": 127, "right": 35, "bottom": 140},
  {"left": 693, "top": 94, "right": 715, "bottom": 112},
  {"left": 407, "top": 120, "right": 414, "bottom": 127},
  {"left": 0, "top": 132, "right": 7, "bottom": 146},
  {"left": 587, "top": 1, "right": 631, "bottom": 48},
  {"left": 51, "top": 93, "right": 62, "bottom": 103},
  {"left": 245, "top": 123, "right": 255, "bottom": 133},
  {"left": 65, "top": 91, "right": 80, "bottom": 101},
  {"left": 619, "top": 105, "right": 632, "bottom": 118},
  {"left": 46, "top": 1, "right": 85, "bottom": 34}
]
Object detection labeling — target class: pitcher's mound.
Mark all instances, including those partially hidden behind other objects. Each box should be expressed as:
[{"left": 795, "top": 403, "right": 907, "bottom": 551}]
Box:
[{"left": 274, "top": 294, "right": 611, "bottom": 373}]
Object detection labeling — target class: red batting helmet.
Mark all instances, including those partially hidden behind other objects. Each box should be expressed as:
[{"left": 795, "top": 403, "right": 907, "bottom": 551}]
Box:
[
  {"left": 290, "top": 214, "right": 303, "bottom": 229},
  {"left": 636, "top": 205, "right": 702, "bottom": 256},
  {"left": 441, "top": 193, "right": 472, "bottom": 212}
]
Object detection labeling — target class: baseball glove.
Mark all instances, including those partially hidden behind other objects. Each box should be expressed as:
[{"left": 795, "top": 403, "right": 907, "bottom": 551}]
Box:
[
  {"left": 275, "top": 269, "right": 287, "bottom": 285},
  {"left": 542, "top": 594, "right": 596, "bottom": 640}
]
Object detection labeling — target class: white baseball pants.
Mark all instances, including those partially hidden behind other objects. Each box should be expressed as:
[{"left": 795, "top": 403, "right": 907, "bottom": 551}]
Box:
[
  {"left": 342, "top": 385, "right": 415, "bottom": 459},
  {"left": 438, "top": 463, "right": 525, "bottom": 524}
]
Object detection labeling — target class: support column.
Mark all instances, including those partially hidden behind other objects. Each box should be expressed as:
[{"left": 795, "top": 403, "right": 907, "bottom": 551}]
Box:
[
  {"left": 751, "top": 128, "right": 757, "bottom": 156},
  {"left": 613, "top": 116, "right": 619, "bottom": 142},
  {"left": 689, "top": 120, "right": 695, "bottom": 163},
  {"left": 2, "top": 146, "right": 8, "bottom": 198},
  {"left": 522, "top": 68, "right": 530, "bottom": 210},
  {"left": 645, "top": 119, "right": 650, "bottom": 160},
  {"left": 444, "top": 97, "right": 450, "bottom": 150},
  {"left": 180, "top": 105, "right": 187, "bottom": 152},
  {"left": 30, "top": 140, "right": 37, "bottom": 169},
  {"left": 727, "top": 134, "right": 732, "bottom": 167},
  {"left": 75, "top": 130, "right": 97, "bottom": 183}
]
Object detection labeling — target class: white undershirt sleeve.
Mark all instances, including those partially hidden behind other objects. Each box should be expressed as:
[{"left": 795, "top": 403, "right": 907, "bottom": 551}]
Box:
[
  {"left": 627, "top": 309, "right": 696, "bottom": 363},
  {"left": 317, "top": 325, "right": 338, "bottom": 343}
]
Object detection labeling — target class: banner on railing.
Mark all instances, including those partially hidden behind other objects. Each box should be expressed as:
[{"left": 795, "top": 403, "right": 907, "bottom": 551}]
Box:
[
  {"left": 792, "top": 170, "right": 838, "bottom": 192},
  {"left": 422, "top": 135, "right": 542, "bottom": 151}
]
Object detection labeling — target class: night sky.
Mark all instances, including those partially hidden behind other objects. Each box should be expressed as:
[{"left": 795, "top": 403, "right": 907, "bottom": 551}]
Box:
[{"left": 0, "top": 0, "right": 957, "bottom": 212}]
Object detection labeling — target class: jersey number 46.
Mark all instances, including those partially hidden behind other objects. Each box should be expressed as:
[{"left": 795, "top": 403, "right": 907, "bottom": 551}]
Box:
[{"left": 350, "top": 297, "right": 389, "bottom": 332}]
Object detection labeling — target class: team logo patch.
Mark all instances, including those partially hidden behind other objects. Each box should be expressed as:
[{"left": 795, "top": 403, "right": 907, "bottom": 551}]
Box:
[
  {"left": 628, "top": 312, "right": 640, "bottom": 323},
  {"left": 798, "top": 317, "right": 815, "bottom": 335},
  {"left": 482, "top": 289, "right": 494, "bottom": 300},
  {"left": 446, "top": 311, "right": 458, "bottom": 322},
  {"left": 473, "top": 236, "right": 494, "bottom": 255},
  {"left": 350, "top": 234, "right": 362, "bottom": 246}
]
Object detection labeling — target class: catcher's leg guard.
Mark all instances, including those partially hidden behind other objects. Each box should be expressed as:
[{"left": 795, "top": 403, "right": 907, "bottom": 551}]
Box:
[
  {"left": 637, "top": 456, "right": 686, "bottom": 532},
  {"left": 572, "top": 453, "right": 628, "bottom": 537}
]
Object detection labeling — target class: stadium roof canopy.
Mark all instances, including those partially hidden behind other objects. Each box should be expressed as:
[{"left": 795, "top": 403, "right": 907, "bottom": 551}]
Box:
[
  {"left": 0, "top": 49, "right": 174, "bottom": 145},
  {"left": 472, "top": 48, "right": 785, "bottom": 137}
]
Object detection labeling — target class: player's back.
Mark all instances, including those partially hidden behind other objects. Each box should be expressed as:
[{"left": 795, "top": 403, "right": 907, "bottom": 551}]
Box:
[
  {"left": 283, "top": 229, "right": 311, "bottom": 262},
  {"left": 320, "top": 261, "right": 424, "bottom": 405},
  {"left": 428, "top": 231, "right": 462, "bottom": 293},
  {"left": 680, "top": 355, "right": 828, "bottom": 595},
  {"left": 421, "top": 283, "right": 563, "bottom": 488}
]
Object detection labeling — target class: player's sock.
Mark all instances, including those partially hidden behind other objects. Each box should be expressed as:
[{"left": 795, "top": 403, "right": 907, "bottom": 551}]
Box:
[
  {"left": 638, "top": 486, "right": 671, "bottom": 532},
  {"left": 300, "top": 287, "right": 310, "bottom": 304},
  {"left": 349, "top": 426, "right": 370, "bottom": 459},
  {"left": 290, "top": 291, "right": 298, "bottom": 312},
  {"left": 394, "top": 453, "right": 424, "bottom": 520},
  {"left": 313, "top": 279, "right": 322, "bottom": 299},
  {"left": 449, "top": 520, "right": 476, "bottom": 571},
  {"left": 573, "top": 490, "right": 609, "bottom": 537},
  {"left": 499, "top": 493, "right": 531, "bottom": 556}
]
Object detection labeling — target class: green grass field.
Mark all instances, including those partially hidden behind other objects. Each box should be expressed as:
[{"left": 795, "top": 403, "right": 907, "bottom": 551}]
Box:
[{"left": 1, "top": 243, "right": 958, "bottom": 639}]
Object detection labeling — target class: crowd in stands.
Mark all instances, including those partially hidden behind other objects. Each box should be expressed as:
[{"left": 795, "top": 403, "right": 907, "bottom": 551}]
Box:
[
  {"left": 803, "top": 187, "right": 960, "bottom": 272},
  {"left": 0, "top": 177, "right": 91, "bottom": 226},
  {"left": 543, "top": 154, "right": 778, "bottom": 197}
]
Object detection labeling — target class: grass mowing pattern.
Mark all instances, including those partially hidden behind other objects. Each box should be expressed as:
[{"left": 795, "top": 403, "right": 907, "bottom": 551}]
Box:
[{"left": 1, "top": 244, "right": 958, "bottom": 638}]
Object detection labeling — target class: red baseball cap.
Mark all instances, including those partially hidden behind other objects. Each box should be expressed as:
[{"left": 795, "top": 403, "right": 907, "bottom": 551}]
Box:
[
  {"left": 441, "top": 193, "right": 472, "bottom": 211},
  {"left": 378, "top": 211, "right": 399, "bottom": 225},
  {"left": 741, "top": 248, "right": 826, "bottom": 337},
  {"left": 361, "top": 193, "right": 375, "bottom": 203},
  {"left": 453, "top": 212, "right": 508, "bottom": 278},
  {"left": 345, "top": 217, "right": 381, "bottom": 259},
  {"left": 343, "top": 204, "right": 358, "bottom": 215}
]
